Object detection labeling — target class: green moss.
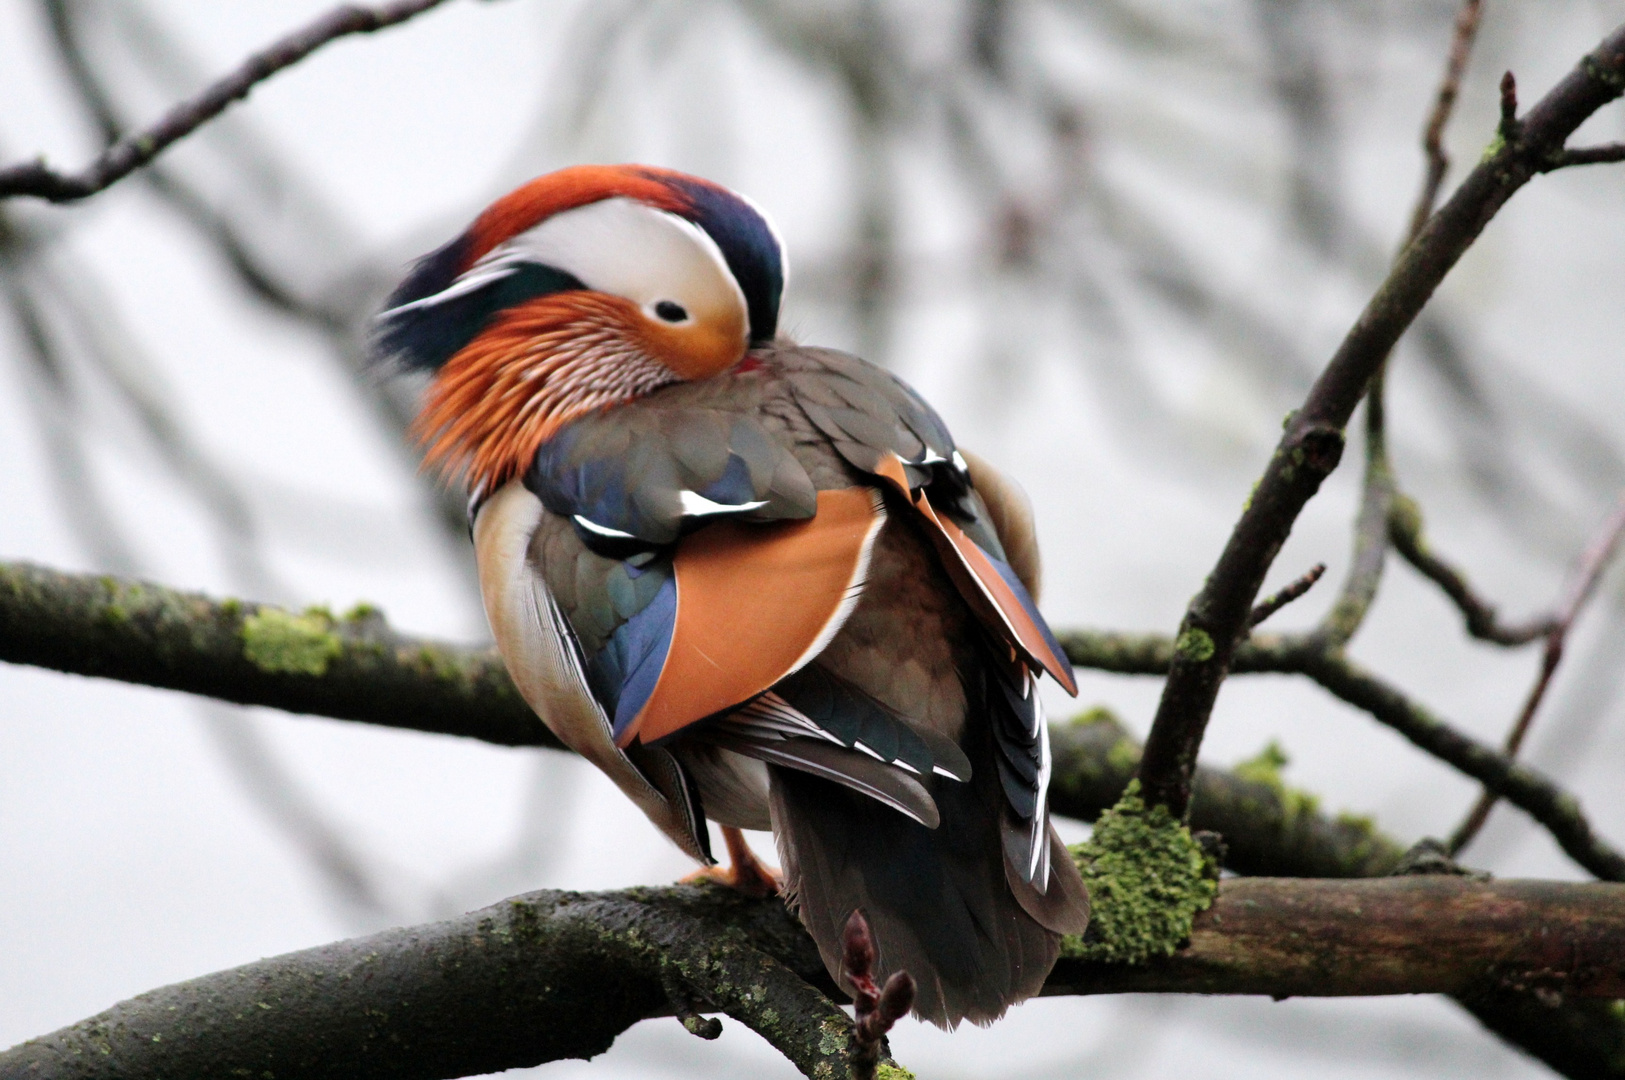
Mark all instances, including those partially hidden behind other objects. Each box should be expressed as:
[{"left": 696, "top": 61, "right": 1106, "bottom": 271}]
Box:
[
  {"left": 242, "top": 608, "right": 342, "bottom": 676},
  {"left": 1174, "top": 627, "right": 1214, "bottom": 663},
  {"left": 876, "top": 1065, "right": 917, "bottom": 1080},
  {"left": 1481, "top": 130, "right": 1506, "bottom": 162},
  {"left": 409, "top": 644, "right": 475, "bottom": 684},
  {"left": 1233, "top": 740, "right": 1321, "bottom": 824},
  {"left": 1389, "top": 492, "right": 1423, "bottom": 546},
  {"left": 1070, "top": 705, "right": 1119, "bottom": 728},
  {"left": 1106, "top": 737, "right": 1141, "bottom": 775},
  {"left": 1334, "top": 809, "right": 1377, "bottom": 837},
  {"left": 1062, "top": 781, "right": 1218, "bottom": 964}
]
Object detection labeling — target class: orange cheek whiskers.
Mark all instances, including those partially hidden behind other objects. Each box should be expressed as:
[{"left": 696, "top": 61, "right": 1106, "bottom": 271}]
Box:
[{"left": 414, "top": 294, "right": 677, "bottom": 493}]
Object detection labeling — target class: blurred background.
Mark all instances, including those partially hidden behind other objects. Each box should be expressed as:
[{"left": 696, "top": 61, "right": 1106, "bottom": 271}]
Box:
[{"left": 3, "top": 1, "right": 1625, "bottom": 1076}]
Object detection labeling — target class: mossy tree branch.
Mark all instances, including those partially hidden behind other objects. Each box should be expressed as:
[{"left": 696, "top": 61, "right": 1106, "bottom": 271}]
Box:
[
  {"left": 3, "top": 560, "right": 1615, "bottom": 880},
  {"left": 0, "top": 886, "right": 856, "bottom": 1080},
  {"left": 6, "top": 561, "right": 1625, "bottom": 1075},
  {"left": 1048, "top": 709, "right": 1403, "bottom": 879},
  {"left": 7, "top": 876, "right": 1625, "bottom": 1080},
  {"left": 0, "top": 560, "right": 552, "bottom": 749}
]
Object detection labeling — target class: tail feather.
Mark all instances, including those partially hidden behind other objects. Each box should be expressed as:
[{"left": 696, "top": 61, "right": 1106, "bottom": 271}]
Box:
[{"left": 770, "top": 753, "right": 1073, "bottom": 1027}]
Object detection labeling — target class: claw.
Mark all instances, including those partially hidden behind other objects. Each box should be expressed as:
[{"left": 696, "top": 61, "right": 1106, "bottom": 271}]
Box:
[{"left": 679, "top": 825, "right": 782, "bottom": 898}]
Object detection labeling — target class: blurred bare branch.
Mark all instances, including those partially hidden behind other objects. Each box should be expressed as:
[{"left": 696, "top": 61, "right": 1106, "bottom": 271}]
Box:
[
  {"left": 0, "top": 0, "right": 456, "bottom": 202},
  {"left": 1450, "top": 495, "right": 1625, "bottom": 854}
]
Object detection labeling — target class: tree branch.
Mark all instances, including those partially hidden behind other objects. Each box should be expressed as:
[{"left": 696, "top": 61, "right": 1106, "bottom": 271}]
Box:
[
  {"left": 1543, "top": 142, "right": 1625, "bottom": 169},
  {"left": 1062, "top": 626, "right": 1625, "bottom": 882},
  {"left": 1047, "top": 708, "right": 1405, "bottom": 879},
  {"left": 8, "top": 561, "right": 1625, "bottom": 1074},
  {"left": 0, "top": 885, "right": 853, "bottom": 1080},
  {"left": 1047, "top": 875, "right": 1625, "bottom": 999},
  {"left": 0, "top": 560, "right": 552, "bottom": 749},
  {"left": 6, "top": 877, "right": 1624, "bottom": 1080},
  {"left": 1450, "top": 494, "right": 1625, "bottom": 853},
  {"left": 1289, "top": 646, "right": 1625, "bottom": 881},
  {"left": 1135, "top": 20, "right": 1625, "bottom": 819},
  {"left": 1315, "top": 0, "right": 1481, "bottom": 650},
  {"left": 7, "top": 561, "right": 1617, "bottom": 881},
  {"left": 1247, "top": 562, "right": 1326, "bottom": 629},
  {"left": 0, "top": 0, "right": 455, "bottom": 202},
  {"left": 1388, "top": 494, "right": 1558, "bottom": 645}
]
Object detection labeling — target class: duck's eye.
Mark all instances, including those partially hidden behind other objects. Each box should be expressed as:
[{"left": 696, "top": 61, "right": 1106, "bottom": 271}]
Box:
[{"left": 654, "top": 300, "right": 689, "bottom": 323}]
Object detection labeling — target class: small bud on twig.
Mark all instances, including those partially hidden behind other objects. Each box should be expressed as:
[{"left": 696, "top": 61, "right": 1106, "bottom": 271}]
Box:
[
  {"left": 1499, "top": 71, "right": 1521, "bottom": 139},
  {"left": 842, "top": 910, "right": 915, "bottom": 1080}
]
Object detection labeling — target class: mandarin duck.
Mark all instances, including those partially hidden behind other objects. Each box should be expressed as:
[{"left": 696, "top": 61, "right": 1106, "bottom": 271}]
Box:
[{"left": 376, "top": 165, "right": 1089, "bottom": 1026}]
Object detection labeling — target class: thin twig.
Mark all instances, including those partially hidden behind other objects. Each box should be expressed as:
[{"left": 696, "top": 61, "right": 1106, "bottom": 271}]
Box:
[
  {"left": 1249, "top": 563, "right": 1326, "bottom": 628},
  {"left": 1388, "top": 495, "right": 1559, "bottom": 645},
  {"left": 0, "top": 0, "right": 454, "bottom": 202},
  {"left": 1317, "top": 0, "right": 1480, "bottom": 649},
  {"left": 1135, "top": 20, "right": 1625, "bottom": 819},
  {"left": 1544, "top": 142, "right": 1625, "bottom": 169},
  {"left": 1314, "top": 393, "right": 1393, "bottom": 646},
  {"left": 1450, "top": 495, "right": 1625, "bottom": 853},
  {"left": 1407, "top": 0, "right": 1484, "bottom": 241}
]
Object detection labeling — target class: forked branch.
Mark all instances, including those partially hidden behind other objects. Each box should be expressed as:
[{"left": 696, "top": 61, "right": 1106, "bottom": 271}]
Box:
[{"left": 1135, "top": 20, "right": 1625, "bottom": 819}]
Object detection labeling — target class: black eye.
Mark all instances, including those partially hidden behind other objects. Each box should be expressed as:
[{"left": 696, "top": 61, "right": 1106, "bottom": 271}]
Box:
[{"left": 654, "top": 300, "right": 689, "bottom": 323}]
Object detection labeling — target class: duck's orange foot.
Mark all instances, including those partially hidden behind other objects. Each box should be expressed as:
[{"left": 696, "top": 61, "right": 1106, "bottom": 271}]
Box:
[{"left": 679, "top": 825, "right": 782, "bottom": 899}]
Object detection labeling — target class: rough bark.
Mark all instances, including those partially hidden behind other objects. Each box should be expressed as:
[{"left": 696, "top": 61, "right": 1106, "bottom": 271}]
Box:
[
  {"left": 7, "top": 878, "right": 1624, "bottom": 1080},
  {"left": 0, "top": 560, "right": 552, "bottom": 749}
]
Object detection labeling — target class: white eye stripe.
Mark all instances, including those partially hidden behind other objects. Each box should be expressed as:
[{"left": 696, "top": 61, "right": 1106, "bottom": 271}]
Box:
[
  {"left": 381, "top": 198, "right": 751, "bottom": 340},
  {"left": 507, "top": 199, "right": 746, "bottom": 328}
]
